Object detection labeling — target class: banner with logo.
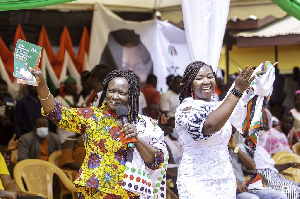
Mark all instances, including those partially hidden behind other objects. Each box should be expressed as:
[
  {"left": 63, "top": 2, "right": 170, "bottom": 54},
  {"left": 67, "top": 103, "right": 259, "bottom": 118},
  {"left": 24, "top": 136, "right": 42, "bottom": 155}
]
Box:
[{"left": 88, "top": 3, "right": 191, "bottom": 92}]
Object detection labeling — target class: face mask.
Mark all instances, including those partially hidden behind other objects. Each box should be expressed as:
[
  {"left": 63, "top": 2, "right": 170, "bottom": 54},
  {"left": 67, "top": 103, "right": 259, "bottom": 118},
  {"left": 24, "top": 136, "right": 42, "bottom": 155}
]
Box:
[
  {"left": 171, "top": 128, "right": 179, "bottom": 139},
  {"left": 36, "top": 127, "right": 49, "bottom": 138}
]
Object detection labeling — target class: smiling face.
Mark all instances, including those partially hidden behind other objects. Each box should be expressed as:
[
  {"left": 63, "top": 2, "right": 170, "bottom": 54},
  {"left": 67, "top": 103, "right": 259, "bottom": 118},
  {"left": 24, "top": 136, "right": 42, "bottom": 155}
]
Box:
[
  {"left": 191, "top": 65, "right": 216, "bottom": 102},
  {"left": 106, "top": 77, "right": 129, "bottom": 112}
]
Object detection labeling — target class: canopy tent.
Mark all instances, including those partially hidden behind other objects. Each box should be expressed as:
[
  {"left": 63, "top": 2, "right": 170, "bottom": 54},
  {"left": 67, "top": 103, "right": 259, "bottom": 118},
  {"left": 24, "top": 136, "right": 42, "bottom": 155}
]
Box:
[{"left": 38, "top": 0, "right": 288, "bottom": 22}]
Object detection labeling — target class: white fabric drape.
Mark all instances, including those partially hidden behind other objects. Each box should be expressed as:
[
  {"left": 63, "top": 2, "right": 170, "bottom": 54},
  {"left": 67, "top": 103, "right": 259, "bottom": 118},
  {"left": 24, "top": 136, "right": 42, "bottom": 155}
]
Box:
[{"left": 181, "top": 0, "right": 230, "bottom": 72}]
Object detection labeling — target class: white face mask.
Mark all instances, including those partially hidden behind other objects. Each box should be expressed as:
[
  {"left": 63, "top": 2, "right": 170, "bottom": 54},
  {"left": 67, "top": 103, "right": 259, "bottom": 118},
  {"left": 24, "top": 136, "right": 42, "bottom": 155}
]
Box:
[
  {"left": 171, "top": 128, "right": 179, "bottom": 139},
  {"left": 36, "top": 127, "right": 49, "bottom": 138}
]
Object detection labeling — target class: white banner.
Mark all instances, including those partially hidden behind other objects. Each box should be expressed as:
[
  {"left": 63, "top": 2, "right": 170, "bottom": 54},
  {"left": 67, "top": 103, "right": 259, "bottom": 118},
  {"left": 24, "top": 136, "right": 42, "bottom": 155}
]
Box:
[{"left": 88, "top": 3, "right": 191, "bottom": 92}]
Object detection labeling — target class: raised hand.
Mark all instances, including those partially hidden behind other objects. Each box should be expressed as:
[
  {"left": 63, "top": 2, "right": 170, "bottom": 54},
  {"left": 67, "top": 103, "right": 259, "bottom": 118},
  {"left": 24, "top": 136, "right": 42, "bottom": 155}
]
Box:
[
  {"left": 29, "top": 67, "right": 45, "bottom": 85},
  {"left": 7, "top": 134, "right": 20, "bottom": 152},
  {"left": 234, "top": 66, "right": 255, "bottom": 93}
]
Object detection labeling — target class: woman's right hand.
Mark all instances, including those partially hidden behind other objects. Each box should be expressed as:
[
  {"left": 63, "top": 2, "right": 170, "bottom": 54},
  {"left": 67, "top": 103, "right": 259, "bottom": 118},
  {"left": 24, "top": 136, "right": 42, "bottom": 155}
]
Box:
[
  {"left": 234, "top": 66, "right": 255, "bottom": 93},
  {"left": 29, "top": 67, "right": 45, "bottom": 85}
]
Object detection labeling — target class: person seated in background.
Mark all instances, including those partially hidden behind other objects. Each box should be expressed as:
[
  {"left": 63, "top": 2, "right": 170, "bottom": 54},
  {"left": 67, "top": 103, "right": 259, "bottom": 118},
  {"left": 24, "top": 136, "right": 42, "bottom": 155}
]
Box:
[
  {"left": 160, "top": 75, "right": 182, "bottom": 118},
  {"left": 14, "top": 85, "right": 42, "bottom": 139},
  {"left": 277, "top": 112, "right": 297, "bottom": 148},
  {"left": 144, "top": 102, "right": 161, "bottom": 121},
  {"left": 289, "top": 90, "right": 300, "bottom": 147},
  {"left": 59, "top": 135, "right": 85, "bottom": 180},
  {"left": 79, "top": 70, "right": 93, "bottom": 104},
  {"left": 18, "top": 115, "right": 61, "bottom": 161},
  {"left": 86, "top": 64, "right": 114, "bottom": 107},
  {"left": 0, "top": 79, "right": 15, "bottom": 154},
  {"left": 229, "top": 130, "right": 287, "bottom": 199},
  {"left": 272, "top": 115, "right": 281, "bottom": 131},
  {"left": 243, "top": 136, "right": 300, "bottom": 199},
  {"left": 258, "top": 108, "right": 293, "bottom": 156},
  {"left": 164, "top": 117, "right": 182, "bottom": 165},
  {"left": 163, "top": 117, "right": 182, "bottom": 197},
  {"left": 56, "top": 75, "right": 86, "bottom": 108},
  {"left": 141, "top": 74, "right": 161, "bottom": 110}
]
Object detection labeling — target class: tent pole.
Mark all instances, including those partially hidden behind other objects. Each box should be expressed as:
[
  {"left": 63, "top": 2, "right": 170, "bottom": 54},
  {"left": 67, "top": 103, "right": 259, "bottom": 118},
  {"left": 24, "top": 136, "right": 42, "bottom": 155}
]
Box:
[
  {"left": 275, "top": 45, "right": 278, "bottom": 62},
  {"left": 225, "top": 32, "right": 230, "bottom": 86}
]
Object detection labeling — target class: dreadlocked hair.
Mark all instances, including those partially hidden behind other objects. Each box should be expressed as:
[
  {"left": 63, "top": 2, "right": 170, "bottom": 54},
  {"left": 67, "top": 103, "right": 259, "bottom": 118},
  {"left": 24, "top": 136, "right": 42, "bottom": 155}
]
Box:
[
  {"left": 179, "top": 61, "right": 216, "bottom": 103},
  {"left": 99, "top": 70, "right": 140, "bottom": 122}
]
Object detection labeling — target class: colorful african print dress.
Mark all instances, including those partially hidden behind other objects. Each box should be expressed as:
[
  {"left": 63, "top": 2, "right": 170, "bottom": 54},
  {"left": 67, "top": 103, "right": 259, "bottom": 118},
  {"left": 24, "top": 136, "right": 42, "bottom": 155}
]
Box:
[{"left": 44, "top": 100, "right": 168, "bottom": 199}]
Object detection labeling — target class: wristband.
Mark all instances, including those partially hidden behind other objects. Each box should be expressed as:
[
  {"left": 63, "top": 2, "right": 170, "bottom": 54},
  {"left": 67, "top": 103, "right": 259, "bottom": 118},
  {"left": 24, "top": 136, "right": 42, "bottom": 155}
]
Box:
[{"left": 230, "top": 88, "right": 243, "bottom": 99}]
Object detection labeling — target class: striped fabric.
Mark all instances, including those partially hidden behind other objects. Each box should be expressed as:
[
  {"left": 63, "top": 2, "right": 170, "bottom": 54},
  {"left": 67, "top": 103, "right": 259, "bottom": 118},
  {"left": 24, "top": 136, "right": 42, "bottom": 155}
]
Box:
[{"left": 257, "top": 168, "right": 299, "bottom": 199}]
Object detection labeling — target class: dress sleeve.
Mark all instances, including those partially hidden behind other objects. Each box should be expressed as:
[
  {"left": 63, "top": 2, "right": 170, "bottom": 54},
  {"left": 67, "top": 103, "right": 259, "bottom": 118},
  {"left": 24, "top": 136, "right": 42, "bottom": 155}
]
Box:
[
  {"left": 176, "top": 103, "right": 214, "bottom": 141},
  {"left": 42, "top": 99, "right": 96, "bottom": 134},
  {"left": 137, "top": 116, "right": 168, "bottom": 170}
]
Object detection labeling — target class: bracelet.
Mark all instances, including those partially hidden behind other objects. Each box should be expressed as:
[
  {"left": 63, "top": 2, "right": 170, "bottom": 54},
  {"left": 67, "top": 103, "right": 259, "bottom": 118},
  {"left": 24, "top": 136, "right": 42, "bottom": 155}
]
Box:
[
  {"left": 5, "top": 149, "right": 12, "bottom": 154},
  {"left": 38, "top": 91, "right": 51, "bottom": 101},
  {"left": 230, "top": 88, "right": 243, "bottom": 99}
]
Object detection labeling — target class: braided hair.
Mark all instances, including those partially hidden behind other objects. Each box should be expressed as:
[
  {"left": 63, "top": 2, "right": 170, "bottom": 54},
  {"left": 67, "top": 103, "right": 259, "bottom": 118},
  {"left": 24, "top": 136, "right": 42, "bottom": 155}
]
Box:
[
  {"left": 179, "top": 61, "right": 216, "bottom": 103},
  {"left": 99, "top": 70, "right": 140, "bottom": 122}
]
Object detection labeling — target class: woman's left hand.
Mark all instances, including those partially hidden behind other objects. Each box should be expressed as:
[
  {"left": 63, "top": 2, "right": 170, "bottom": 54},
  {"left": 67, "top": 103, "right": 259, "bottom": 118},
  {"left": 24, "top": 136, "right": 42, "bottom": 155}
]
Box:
[{"left": 121, "top": 123, "right": 138, "bottom": 139}]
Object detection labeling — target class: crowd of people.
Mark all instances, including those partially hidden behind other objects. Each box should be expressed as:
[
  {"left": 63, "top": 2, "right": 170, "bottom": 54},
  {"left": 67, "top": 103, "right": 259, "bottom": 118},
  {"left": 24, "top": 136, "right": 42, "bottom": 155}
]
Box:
[{"left": 0, "top": 61, "right": 300, "bottom": 199}]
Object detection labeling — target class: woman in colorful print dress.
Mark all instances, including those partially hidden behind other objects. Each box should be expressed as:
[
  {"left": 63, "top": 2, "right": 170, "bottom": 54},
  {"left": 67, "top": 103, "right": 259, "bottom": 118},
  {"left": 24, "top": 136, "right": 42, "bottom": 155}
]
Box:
[
  {"left": 31, "top": 68, "right": 168, "bottom": 199},
  {"left": 175, "top": 61, "right": 255, "bottom": 199}
]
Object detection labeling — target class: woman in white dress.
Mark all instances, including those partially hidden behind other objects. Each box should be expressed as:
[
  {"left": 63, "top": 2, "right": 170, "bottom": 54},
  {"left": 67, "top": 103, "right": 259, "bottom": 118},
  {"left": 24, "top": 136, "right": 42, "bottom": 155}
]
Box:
[{"left": 175, "top": 61, "right": 254, "bottom": 199}]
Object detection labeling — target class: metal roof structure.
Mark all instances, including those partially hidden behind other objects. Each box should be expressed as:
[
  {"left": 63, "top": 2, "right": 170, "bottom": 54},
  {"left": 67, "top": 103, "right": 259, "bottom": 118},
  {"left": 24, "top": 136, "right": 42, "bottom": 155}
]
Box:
[{"left": 236, "top": 16, "right": 300, "bottom": 37}]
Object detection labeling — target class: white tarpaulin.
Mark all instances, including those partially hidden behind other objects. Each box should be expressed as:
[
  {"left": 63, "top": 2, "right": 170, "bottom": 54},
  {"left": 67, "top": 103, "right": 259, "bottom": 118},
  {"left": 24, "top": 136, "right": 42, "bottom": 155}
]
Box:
[
  {"left": 88, "top": 3, "right": 191, "bottom": 92},
  {"left": 181, "top": 0, "right": 230, "bottom": 72}
]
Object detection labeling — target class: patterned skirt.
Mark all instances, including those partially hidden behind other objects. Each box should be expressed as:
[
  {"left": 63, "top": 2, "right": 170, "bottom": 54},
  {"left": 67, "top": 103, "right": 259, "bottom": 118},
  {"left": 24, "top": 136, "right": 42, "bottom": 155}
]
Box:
[
  {"left": 257, "top": 169, "right": 300, "bottom": 199},
  {"left": 78, "top": 186, "right": 139, "bottom": 199}
]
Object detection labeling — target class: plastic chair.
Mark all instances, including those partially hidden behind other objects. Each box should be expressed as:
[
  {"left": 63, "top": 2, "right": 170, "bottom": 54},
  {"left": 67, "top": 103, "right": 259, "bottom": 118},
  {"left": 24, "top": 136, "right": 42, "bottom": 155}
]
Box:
[
  {"left": 14, "top": 159, "right": 77, "bottom": 199},
  {"left": 166, "top": 187, "right": 179, "bottom": 199},
  {"left": 273, "top": 151, "right": 300, "bottom": 183},
  {"left": 292, "top": 142, "right": 300, "bottom": 155},
  {"left": 48, "top": 150, "right": 62, "bottom": 166},
  {"left": 48, "top": 150, "right": 76, "bottom": 199}
]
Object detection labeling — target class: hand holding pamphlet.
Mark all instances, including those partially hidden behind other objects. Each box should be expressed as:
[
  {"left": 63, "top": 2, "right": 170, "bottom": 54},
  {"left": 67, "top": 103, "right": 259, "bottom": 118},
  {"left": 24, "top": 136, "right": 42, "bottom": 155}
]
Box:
[{"left": 14, "top": 39, "right": 42, "bottom": 86}]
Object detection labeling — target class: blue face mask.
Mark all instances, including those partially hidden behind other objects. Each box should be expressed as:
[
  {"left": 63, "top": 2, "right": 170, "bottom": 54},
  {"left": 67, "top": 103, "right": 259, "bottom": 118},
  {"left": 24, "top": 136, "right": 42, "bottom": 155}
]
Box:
[
  {"left": 36, "top": 127, "right": 49, "bottom": 138},
  {"left": 171, "top": 128, "right": 179, "bottom": 139}
]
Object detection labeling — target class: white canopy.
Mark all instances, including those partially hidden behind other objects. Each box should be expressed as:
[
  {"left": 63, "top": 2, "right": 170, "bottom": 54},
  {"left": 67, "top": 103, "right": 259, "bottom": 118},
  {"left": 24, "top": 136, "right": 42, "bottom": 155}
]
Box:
[{"left": 40, "top": 0, "right": 287, "bottom": 22}]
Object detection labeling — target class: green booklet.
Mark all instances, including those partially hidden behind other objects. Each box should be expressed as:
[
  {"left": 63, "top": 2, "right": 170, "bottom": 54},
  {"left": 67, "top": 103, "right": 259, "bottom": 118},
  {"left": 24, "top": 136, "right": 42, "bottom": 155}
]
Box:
[{"left": 14, "top": 39, "right": 42, "bottom": 86}]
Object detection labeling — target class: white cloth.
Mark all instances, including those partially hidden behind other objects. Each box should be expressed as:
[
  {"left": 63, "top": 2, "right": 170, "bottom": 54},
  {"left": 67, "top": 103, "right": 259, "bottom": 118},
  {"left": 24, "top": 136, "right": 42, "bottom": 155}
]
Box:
[
  {"left": 175, "top": 98, "right": 235, "bottom": 199},
  {"left": 181, "top": 0, "right": 230, "bottom": 72},
  {"left": 160, "top": 90, "right": 180, "bottom": 117}
]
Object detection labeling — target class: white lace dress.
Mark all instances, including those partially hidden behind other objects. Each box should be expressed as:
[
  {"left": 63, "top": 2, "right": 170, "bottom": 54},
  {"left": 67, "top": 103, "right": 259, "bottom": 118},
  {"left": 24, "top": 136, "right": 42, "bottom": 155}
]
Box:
[{"left": 175, "top": 97, "right": 236, "bottom": 199}]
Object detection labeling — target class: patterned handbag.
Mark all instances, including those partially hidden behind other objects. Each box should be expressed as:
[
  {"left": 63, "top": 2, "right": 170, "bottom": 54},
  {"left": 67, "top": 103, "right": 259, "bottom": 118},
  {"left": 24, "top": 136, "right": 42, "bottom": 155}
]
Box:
[{"left": 122, "top": 148, "right": 154, "bottom": 197}]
